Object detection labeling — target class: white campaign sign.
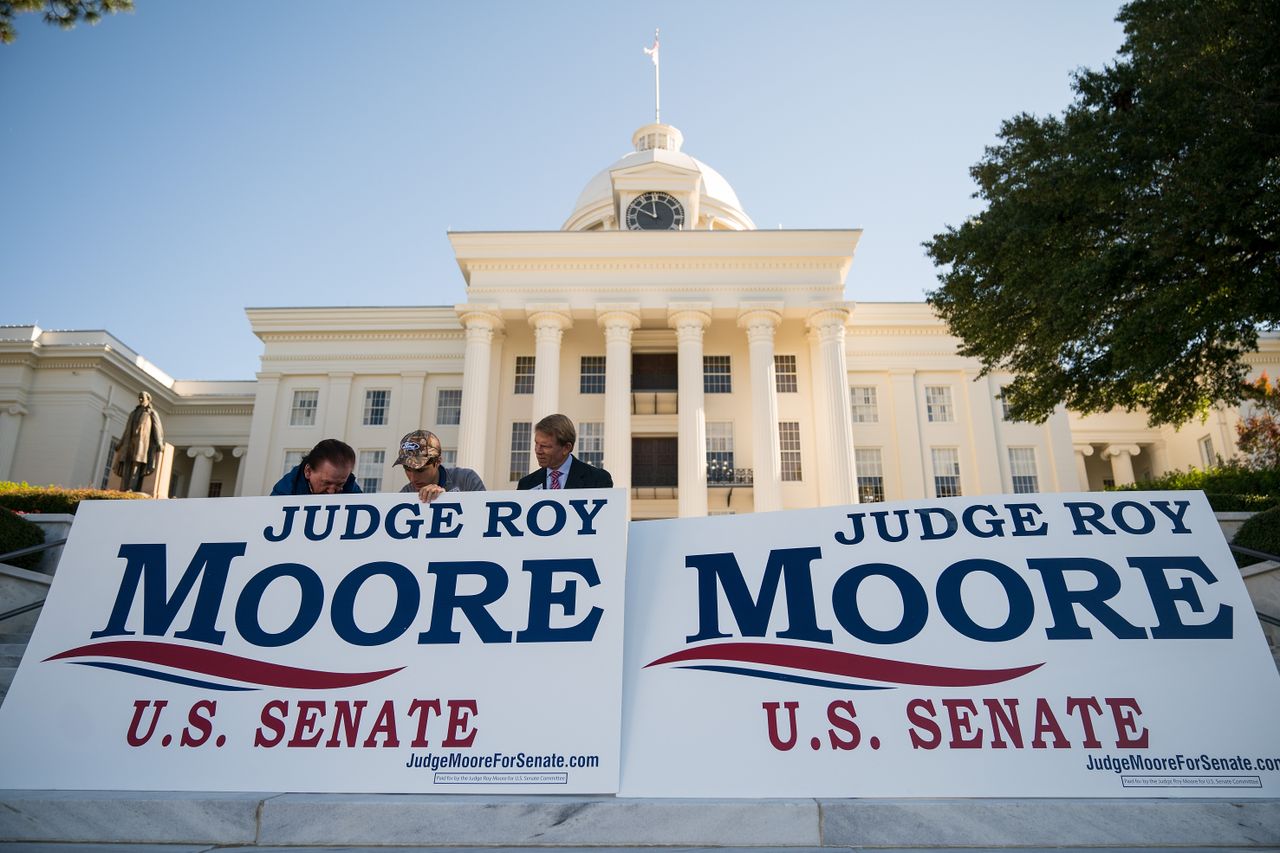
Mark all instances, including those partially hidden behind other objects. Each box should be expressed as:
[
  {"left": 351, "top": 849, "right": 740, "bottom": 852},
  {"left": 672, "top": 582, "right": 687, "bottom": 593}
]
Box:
[
  {"left": 619, "top": 491, "right": 1280, "bottom": 797},
  {"left": 0, "top": 490, "right": 627, "bottom": 793}
]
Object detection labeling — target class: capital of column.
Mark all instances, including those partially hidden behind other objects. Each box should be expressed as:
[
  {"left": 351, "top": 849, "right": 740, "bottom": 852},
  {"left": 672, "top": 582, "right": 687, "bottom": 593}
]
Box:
[
  {"left": 456, "top": 304, "right": 505, "bottom": 337},
  {"left": 737, "top": 304, "right": 783, "bottom": 343},
  {"left": 3, "top": 403, "right": 28, "bottom": 417},
  {"left": 1102, "top": 444, "right": 1141, "bottom": 460},
  {"left": 1073, "top": 444, "right": 1096, "bottom": 458},
  {"left": 597, "top": 305, "right": 641, "bottom": 330},
  {"left": 187, "top": 446, "right": 223, "bottom": 462},
  {"left": 668, "top": 303, "right": 712, "bottom": 340},
  {"left": 232, "top": 446, "right": 248, "bottom": 459},
  {"left": 805, "top": 304, "right": 852, "bottom": 342},
  {"left": 527, "top": 305, "right": 573, "bottom": 332}
]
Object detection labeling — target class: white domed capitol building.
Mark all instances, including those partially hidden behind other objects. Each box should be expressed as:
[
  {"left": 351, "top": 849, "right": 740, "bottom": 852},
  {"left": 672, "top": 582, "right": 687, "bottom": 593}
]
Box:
[{"left": 1, "top": 120, "right": 1275, "bottom": 514}]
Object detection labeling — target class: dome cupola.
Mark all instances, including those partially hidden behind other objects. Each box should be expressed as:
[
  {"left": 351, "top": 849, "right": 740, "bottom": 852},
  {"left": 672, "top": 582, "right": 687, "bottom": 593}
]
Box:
[{"left": 563, "top": 123, "right": 755, "bottom": 232}]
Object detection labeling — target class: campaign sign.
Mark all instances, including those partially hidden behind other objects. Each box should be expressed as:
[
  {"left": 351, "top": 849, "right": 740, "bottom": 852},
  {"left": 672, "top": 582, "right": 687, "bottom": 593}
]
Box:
[
  {"left": 0, "top": 490, "right": 627, "bottom": 793},
  {"left": 619, "top": 491, "right": 1280, "bottom": 797}
]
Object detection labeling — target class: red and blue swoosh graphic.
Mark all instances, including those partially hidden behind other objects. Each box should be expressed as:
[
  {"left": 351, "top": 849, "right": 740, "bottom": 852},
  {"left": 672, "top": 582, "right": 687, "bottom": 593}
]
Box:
[
  {"left": 46, "top": 641, "right": 403, "bottom": 692},
  {"left": 645, "top": 642, "right": 1042, "bottom": 690}
]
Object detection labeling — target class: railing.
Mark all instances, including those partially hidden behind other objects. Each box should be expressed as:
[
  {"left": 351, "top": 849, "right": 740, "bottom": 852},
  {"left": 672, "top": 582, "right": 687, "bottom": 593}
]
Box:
[
  {"left": 0, "top": 537, "right": 67, "bottom": 625},
  {"left": 631, "top": 391, "right": 678, "bottom": 415},
  {"left": 631, "top": 486, "right": 677, "bottom": 501},
  {"left": 1229, "top": 543, "right": 1280, "bottom": 631},
  {"left": 707, "top": 466, "right": 754, "bottom": 487}
]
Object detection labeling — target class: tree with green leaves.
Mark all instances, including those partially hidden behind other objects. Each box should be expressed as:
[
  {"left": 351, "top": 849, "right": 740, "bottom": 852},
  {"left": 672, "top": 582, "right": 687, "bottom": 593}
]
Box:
[
  {"left": 925, "top": 0, "right": 1279, "bottom": 426},
  {"left": 1, "top": 0, "right": 132, "bottom": 44}
]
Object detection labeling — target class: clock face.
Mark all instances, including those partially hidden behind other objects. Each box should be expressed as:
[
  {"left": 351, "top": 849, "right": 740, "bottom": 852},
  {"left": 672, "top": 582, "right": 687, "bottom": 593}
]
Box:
[{"left": 626, "top": 191, "right": 685, "bottom": 231}]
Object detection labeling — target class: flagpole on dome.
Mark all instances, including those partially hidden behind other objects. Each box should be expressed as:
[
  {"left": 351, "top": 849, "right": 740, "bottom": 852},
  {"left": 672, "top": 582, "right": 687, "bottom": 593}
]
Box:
[{"left": 644, "top": 28, "right": 660, "bottom": 124}]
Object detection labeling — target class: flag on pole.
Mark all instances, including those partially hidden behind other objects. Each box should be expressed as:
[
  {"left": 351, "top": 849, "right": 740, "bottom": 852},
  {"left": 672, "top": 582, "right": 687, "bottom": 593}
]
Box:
[{"left": 644, "top": 32, "right": 659, "bottom": 67}]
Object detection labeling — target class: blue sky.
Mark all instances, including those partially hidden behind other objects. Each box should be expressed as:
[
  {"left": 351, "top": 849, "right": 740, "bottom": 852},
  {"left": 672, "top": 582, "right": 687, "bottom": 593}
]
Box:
[{"left": 1, "top": 1, "right": 1126, "bottom": 381}]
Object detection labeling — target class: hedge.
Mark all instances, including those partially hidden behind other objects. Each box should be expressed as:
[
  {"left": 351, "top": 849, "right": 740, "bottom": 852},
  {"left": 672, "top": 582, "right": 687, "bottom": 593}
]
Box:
[
  {"left": 0, "top": 508, "right": 45, "bottom": 570},
  {"left": 1108, "top": 463, "right": 1280, "bottom": 513},
  {"left": 0, "top": 482, "right": 150, "bottom": 515},
  {"left": 1233, "top": 505, "right": 1280, "bottom": 568}
]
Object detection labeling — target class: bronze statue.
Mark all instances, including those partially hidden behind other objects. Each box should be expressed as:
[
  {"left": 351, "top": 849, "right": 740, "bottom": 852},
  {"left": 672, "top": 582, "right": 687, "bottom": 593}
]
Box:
[{"left": 114, "top": 391, "right": 164, "bottom": 492}]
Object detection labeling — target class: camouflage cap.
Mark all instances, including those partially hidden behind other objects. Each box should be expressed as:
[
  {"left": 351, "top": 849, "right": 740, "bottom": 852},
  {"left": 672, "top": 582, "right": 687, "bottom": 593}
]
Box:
[{"left": 394, "top": 430, "right": 441, "bottom": 470}]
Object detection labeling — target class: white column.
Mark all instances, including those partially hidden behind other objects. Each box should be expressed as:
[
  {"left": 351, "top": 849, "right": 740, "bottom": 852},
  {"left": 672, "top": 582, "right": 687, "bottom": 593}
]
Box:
[
  {"left": 0, "top": 403, "right": 28, "bottom": 482},
  {"left": 806, "top": 307, "right": 858, "bottom": 506},
  {"left": 456, "top": 308, "right": 503, "bottom": 482},
  {"left": 889, "top": 369, "right": 926, "bottom": 500},
  {"left": 669, "top": 305, "right": 711, "bottom": 518},
  {"left": 528, "top": 306, "right": 572, "bottom": 424},
  {"left": 1045, "top": 405, "right": 1078, "bottom": 491},
  {"left": 1073, "top": 444, "right": 1095, "bottom": 491},
  {"left": 738, "top": 306, "right": 783, "bottom": 512},
  {"left": 1103, "top": 444, "right": 1140, "bottom": 486},
  {"left": 240, "top": 372, "right": 281, "bottom": 496},
  {"left": 598, "top": 306, "right": 640, "bottom": 489},
  {"left": 186, "top": 446, "right": 222, "bottom": 499},
  {"left": 323, "top": 372, "right": 354, "bottom": 438},
  {"left": 232, "top": 446, "right": 248, "bottom": 496}
]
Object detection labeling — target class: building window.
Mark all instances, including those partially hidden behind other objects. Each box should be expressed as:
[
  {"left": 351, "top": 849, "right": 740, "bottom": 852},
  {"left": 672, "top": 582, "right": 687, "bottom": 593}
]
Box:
[
  {"left": 100, "top": 438, "right": 119, "bottom": 488},
  {"left": 850, "top": 386, "right": 879, "bottom": 423},
  {"left": 931, "top": 447, "right": 962, "bottom": 497},
  {"left": 356, "top": 450, "right": 385, "bottom": 492},
  {"left": 999, "top": 385, "right": 1014, "bottom": 421},
  {"left": 1198, "top": 435, "right": 1215, "bottom": 468},
  {"left": 442, "top": 448, "right": 457, "bottom": 465},
  {"left": 580, "top": 356, "right": 606, "bottom": 394},
  {"left": 774, "top": 355, "right": 798, "bottom": 393},
  {"left": 779, "top": 421, "right": 802, "bottom": 481},
  {"left": 207, "top": 481, "right": 223, "bottom": 498},
  {"left": 509, "top": 422, "right": 531, "bottom": 480},
  {"left": 855, "top": 448, "right": 884, "bottom": 503},
  {"left": 437, "top": 389, "right": 462, "bottom": 425},
  {"left": 578, "top": 422, "right": 604, "bottom": 467},
  {"left": 706, "top": 422, "right": 735, "bottom": 483},
  {"left": 704, "top": 355, "right": 732, "bottom": 393},
  {"left": 283, "top": 450, "right": 306, "bottom": 475},
  {"left": 290, "top": 390, "right": 318, "bottom": 426},
  {"left": 925, "top": 385, "right": 954, "bottom": 423},
  {"left": 1008, "top": 447, "right": 1039, "bottom": 494},
  {"left": 362, "top": 389, "right": 391, "bottom": 426},
  {"left": 514, "top": 356, "right": 536, "bottom": 394}
]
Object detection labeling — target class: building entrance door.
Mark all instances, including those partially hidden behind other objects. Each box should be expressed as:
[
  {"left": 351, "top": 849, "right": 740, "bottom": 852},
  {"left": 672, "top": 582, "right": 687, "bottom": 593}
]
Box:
[{"left": 631, "top": 437, "right": 677, "bottom": 487}]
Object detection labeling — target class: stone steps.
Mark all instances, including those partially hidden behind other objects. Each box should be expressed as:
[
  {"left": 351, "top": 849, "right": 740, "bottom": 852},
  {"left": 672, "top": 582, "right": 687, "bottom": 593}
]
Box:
[
  {"left": 0, "top": 643, "right": 26, "bottom": 668},
  {"left": 0, "top": 792, "right": 1277, "bottom": 848}
]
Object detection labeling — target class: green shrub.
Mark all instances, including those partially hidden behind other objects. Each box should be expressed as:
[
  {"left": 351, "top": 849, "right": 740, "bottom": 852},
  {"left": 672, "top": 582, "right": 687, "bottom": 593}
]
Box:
[
  {"left": 1203, "top": 493, "right": 1280, "bottom": 512},
  {"left": 1108, "top": 463, "right": 1280, "bottom": 515},
  {"left": 1109, "top": 462, "right": 1280, "bottom": 497},
  {"left": 0, "top": 482, "right": 149, "bottom": 515},
  {"left": 1233, "top": 505, "right": 1280, "bottom": 568},
  {"left": 0, "top": 508, "right": 46, "bottom": 570}
]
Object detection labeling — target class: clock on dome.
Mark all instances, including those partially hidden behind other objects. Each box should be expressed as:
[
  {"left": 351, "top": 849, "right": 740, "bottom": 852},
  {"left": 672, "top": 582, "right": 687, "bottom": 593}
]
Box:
[{"left": 626, "top": 191, "right": 685, "bottom": 231}]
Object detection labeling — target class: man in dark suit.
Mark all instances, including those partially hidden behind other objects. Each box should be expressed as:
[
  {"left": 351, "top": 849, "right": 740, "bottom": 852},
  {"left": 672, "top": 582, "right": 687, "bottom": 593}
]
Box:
[{"left": 517, "top": 413, "right": 613, "bottom": 490}]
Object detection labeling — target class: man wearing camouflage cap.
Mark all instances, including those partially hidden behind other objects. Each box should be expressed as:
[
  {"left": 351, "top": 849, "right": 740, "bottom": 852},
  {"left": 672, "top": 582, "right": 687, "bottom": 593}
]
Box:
[{"left": 394, "top": 429, "right": 485, "bottom": 502}]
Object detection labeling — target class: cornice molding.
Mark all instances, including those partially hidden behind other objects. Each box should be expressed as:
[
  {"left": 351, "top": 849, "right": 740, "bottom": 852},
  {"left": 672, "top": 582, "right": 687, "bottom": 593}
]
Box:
[
  {"left": 258, "top": 330, "right": 465, "bottom": 343},
  {"left": 849, "top": 326, "right": 950, "bottom": 337},
  {"left": 260, "top": 353, "right": 465, "bottom": 363},
  {"left": 463, "top": 259, "right": 847, "bottom": 273},
  {"left": 170, "top": 406, "right": 255, "bottom": 417}
]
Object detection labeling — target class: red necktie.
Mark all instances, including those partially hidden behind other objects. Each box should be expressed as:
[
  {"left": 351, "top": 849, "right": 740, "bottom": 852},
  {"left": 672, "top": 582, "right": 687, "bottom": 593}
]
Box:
[{"left": 550, "top": 469, "right": 562, "bottom": 490}]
